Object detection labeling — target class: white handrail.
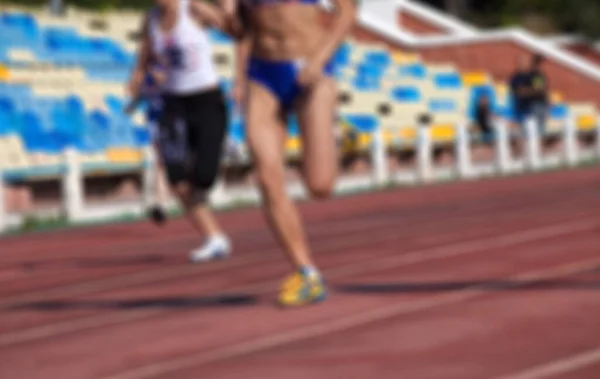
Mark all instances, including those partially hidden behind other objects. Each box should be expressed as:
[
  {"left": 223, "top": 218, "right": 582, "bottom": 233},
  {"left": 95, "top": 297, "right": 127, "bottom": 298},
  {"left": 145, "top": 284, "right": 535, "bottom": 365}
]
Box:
[
  {"left": 352, "top": 1, "right": 600, "bottom": 84},
  {"left": 397, "top": 0, "right": 477, "bottom": 36}
]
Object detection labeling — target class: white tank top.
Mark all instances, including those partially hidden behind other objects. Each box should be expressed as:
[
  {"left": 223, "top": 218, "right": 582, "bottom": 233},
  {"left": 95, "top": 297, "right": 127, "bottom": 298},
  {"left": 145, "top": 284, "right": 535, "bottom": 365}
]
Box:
[{"left": 148, "top": 0, "right": 219, "bottom": 95}]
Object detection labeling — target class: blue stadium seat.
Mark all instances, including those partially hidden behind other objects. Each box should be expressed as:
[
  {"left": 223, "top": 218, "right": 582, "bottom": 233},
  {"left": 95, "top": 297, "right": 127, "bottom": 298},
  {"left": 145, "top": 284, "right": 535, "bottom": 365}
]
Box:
[
  {"left": 429, "top": 98, "right": 457, "bottom": 112},
  {"left": 105, "top": 95, "right": 125, "bottom": 115},
  {"left": 550, "top": 104, "right": 568, "bottom": 119},
  {"left": 0, "top": 12, "right": 38, "bottom": 41},
  {"left": 333, "top": 43, "right": 351, "bottom": 67},
  {"left": 0, "top": 97, "right": 15, "bottom": 114},
  {"left": 345, "top": 114, "right": 379, "bottom": 132},
  {"left": 357, "top": 62, "right": 385, "bottom": 80},
  {"left": 353, "top": 74, "right": 380, "bottom": 92},
  {"left": 398, "top": 63, "right": 426, "bottom": 79},
  {"left": 433, "top": 73, "right": 462, "bottom": 89},
  {"left": 133, "top": 127, "right": 152, "bottom": 147},
  {"left": 288, "top": 115, "right": 300, "bottom": 136},
  {"left": 363, "top": 51, "right": 391, "bottom": 68},
  {"left": 229, "top": 119, "right": 245, "bottom": 144},
  {"left": 208, "top": 29, "right": 233, "bottom": 44},
  {"left": 390, "top": 86, "right": 421, "bottom": 103}
]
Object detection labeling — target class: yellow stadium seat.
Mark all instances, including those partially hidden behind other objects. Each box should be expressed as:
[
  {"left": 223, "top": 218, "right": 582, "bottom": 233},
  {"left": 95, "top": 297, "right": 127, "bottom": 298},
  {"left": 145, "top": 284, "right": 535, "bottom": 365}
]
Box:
[
  {"left": 0, "top": 64, "right": 9, "bottom": 81},
  {"left": 285, "top": 136, "right": 301, "bottom": 152},
  {"left": 462, "top": 72, "right": 488, "bottom": 86},
  {"left": 383, "top": 130, "right": 396, "bottom": 145},
  {"left": 577, "top": 114, "right": 597, "bottom": 131},
  {"left": 358, "top": 133, "right": 372, "bottom": 149},
  {"left": 551, "top": 91, "right": 563, "bottom": 104},
  {"left": 495, "top": 83, "right": 507, "bottom": 97},
  {"left": 399, "top": 127, "right": 417, "bottom": 140},
  {"left": 392, "top": 51, "right": 419, "bottom": 64},
  {"left": 106, "top": 148, "right": 143, "bottom": 164},
  {"left": 431, "top": 124, "right": 456, "bottom": 141}
]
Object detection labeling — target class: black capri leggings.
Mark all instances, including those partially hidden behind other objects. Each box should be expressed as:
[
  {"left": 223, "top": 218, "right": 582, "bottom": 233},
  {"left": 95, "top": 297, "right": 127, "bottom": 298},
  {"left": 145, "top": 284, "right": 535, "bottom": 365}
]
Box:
[{"left": 157, "top": 87, "right": 228, "bottom": 190}]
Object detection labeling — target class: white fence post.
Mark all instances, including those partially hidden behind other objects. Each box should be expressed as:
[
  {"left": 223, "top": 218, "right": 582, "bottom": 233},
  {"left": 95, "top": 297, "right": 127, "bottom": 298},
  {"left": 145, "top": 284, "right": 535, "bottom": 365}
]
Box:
[
  {"left": 416, "top": 123, "right": 432, "bottom": 183},
  {"left": 494, "top": 119, "right": 511, "bottom": 174},
  {"left": 142, "top": 146, "right": 156, "bottom": 208},
  {"left": 564, "top": 116, "right": 578, "bottom": 167},
  {"left": 455, "top": 121, "right": 472, "bottom": 179},
  {"left": 62, "top": 148, "right": 83, "bottom": 222},
  {"left": 0, "top": 167, "right": 6, "bottom": 233},
  {"left": 525, "top": 117, "right": 542, "bottom": 171},
  {"left": 371, "top": 125, "right": 388, "bottom": 186}
]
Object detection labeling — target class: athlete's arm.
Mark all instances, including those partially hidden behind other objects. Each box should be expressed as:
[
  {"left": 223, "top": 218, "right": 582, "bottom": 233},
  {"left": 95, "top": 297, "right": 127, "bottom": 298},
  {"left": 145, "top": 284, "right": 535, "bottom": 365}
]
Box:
[
  {"left": 310, "top": 0, "right": 356, "bottom": 67},
  {"left": 128, "top": 14, "right": 151, "bottom": 97},
  {"left": 232, "top": 35, "right": 251, "bottom": 107},
  {"left": 189, "top": 0, "right": 244, "bottom": 39},
  {"left": 231, "top": 2, "right": 251, "bottom": 106},
  {"left": 233, "top": 2, "right": 251, "bottom": 86}
]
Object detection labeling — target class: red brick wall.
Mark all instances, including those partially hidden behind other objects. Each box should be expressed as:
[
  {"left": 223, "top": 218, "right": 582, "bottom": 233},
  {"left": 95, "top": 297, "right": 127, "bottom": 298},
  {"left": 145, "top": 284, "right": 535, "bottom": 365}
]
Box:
[
  {"left": 319, "top": 11, "right": 411, "bottom": 50},
  {"left": 563, "top": 44, "right": 600, "bottom": 67},
  {"left": 397, "top": 11, "right": 447, "bottom": 35},
  {"left": 419, "top": 40, "right": 600, "bottom": 105},
  {"left": 323, "top": 10, "right": 600, "bottom": 105}
]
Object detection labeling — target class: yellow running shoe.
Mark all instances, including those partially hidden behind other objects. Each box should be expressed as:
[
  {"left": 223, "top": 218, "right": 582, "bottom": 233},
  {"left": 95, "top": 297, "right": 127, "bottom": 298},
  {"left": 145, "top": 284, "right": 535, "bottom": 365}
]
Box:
[{"left": 278, "top": 267, "right": 328, "bottom": 308}]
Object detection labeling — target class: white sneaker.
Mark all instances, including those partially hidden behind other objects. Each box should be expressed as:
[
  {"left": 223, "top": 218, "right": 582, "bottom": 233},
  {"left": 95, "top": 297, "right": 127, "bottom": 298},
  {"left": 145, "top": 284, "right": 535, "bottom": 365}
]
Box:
[{"left": 189, "top": 235, "right": 231, "bottom": 263}]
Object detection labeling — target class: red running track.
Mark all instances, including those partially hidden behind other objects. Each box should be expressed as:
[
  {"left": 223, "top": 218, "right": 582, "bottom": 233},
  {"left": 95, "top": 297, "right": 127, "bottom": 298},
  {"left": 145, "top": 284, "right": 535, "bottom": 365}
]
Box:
[{"left": 0, "top": 167, "right": 599, "bottom": 379}]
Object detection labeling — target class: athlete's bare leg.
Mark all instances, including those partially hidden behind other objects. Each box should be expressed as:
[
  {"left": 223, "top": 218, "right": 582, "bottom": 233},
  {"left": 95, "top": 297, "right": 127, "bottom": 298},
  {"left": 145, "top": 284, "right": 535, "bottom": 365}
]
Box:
[
  {"left": 245, "top": 81, "right": 315, "bottom": 269},
  {"left": 295, "top": 76, "right": 338, "bottom": 198},
  {"left": 172, "top": 182, "right": 223, "bottom": 236},
  {"left": 173, "top": 182, "right": 230, "bottom": 262}
]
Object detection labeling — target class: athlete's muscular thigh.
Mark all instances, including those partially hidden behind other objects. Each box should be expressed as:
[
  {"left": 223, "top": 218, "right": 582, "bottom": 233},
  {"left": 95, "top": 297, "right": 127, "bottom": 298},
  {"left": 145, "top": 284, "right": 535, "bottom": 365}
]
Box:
[
  {"left": 296, "top": 76, "right": 338, "bottom": 198},
  {"left": 245, "top": 82, "right": 287, "bottom": 193}
]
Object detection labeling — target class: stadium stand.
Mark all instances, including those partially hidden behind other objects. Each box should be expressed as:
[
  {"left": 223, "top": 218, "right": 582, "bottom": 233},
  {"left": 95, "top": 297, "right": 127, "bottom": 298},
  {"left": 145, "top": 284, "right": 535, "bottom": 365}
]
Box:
[
  {"left": 1, "top": 2, "right": 599, "bottom": 232},
  {"left": 0, "top": 8, "right": 596, "bottom": 162}
]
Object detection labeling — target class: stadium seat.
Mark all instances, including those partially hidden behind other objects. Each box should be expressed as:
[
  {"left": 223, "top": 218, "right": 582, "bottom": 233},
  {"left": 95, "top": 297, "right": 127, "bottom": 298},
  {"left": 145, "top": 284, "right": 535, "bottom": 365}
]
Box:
[
  {"left": 106, "top": 147, "right": 143, "bottom": 164},
  {"left": 429, "top": 98, "right": 457, "bottom": 113},
  {"left": 390, "top": 86, "right": 421, "bottom": 103},
  {"left": 398, "top": 63, "right": 427, "bottom": 79},
  {"left": 345, "top": 114, "right": 379, "bottom": 132},
  {"left": 433, "top": 73, "right": 462, "bottom": 89},
  {"left": 0, "top": 64, "right": 9, "bottom": 81},
  {"left": 550, "top": 104, "right": 568, "bottom": 120},
  {"left": 0, "top": 7, "right": 597, "bottom": 177},
  {"left": 461, "top": 71, "right": 488, "bottom": 86}
]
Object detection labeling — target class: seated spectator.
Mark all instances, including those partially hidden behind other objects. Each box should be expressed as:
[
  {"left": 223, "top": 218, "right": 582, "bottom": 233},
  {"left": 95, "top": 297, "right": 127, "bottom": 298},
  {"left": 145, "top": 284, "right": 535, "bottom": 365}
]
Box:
[
  {"left": 474, "top": 93, "right": 494, "bottom": 145},
  {"left": 509, "top": 55, "right": 533, "bottom": 129},
  {"left": 529, "top": 54, "right": 549, "bottom": 134}
]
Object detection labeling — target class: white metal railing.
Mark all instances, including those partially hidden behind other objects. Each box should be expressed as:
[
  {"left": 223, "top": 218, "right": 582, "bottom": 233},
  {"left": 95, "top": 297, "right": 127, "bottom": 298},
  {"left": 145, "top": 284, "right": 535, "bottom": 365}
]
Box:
[
  {"left": 354, "top": 0, "right": 600, "bottom": 86},
  {"left": 1, "top": 119, "right": 599, "bottom": 234}
]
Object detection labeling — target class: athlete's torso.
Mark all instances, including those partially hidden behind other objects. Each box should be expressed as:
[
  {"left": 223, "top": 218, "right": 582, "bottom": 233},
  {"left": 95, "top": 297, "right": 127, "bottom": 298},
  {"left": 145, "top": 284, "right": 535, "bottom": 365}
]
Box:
[
  {"left": 240, "top": 0, "right": 323, "bottom": 60},
  {"left": 148, "top": 0, "right": 218, "bottom": 95},
  {"left": 241, "top": 0, "right": 319, "bottom": 8}
]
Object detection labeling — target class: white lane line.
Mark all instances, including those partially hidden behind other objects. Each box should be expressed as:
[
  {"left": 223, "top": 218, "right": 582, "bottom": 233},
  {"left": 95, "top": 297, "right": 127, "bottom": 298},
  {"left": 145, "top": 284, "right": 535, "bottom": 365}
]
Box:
[
  {"left": 0, "top": 218, "right": 596, "bottom": 348},
  {"left": 494, "top": 346, "right": 600, "bottom": 379},
  {"left": 100, "top": 248, "right": 600, "bottom": 379}
]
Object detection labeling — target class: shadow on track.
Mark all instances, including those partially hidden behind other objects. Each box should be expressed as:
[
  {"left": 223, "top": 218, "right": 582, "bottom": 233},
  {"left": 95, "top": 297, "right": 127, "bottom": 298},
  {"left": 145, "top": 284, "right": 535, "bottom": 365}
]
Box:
[
  {"left": 12, "top": 294, "right": 258, "bottom": 311},
  {"left": 336, "top": 276, "right": 600, "bottom": 295}
]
